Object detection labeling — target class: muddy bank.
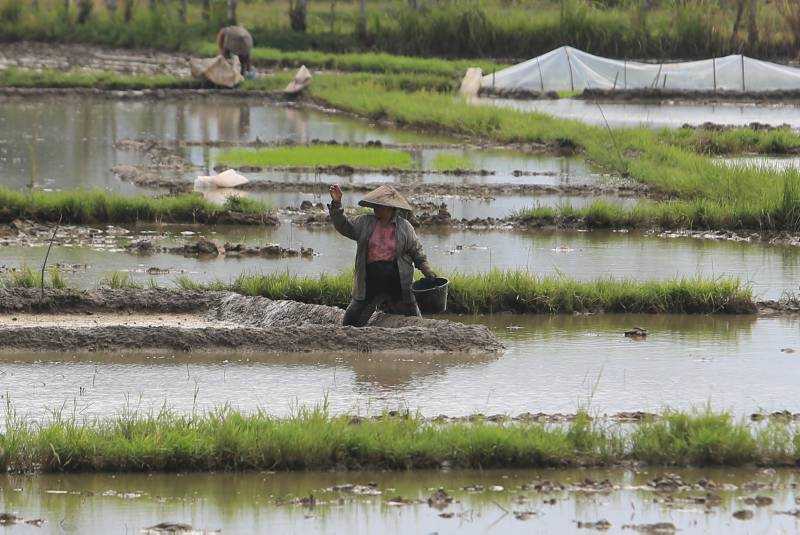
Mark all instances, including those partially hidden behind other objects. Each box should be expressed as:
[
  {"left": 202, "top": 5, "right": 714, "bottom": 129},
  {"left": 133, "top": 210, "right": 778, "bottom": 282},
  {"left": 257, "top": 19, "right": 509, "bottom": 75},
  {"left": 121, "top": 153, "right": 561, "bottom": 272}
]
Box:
[
  {"left": 127, "top": 237, "right": 315, "bottom": 258},
  {"left": 0, "top": 41, "right": 193, "bottom": 77},
  {"left": 0, "top": 86, "right": 281, "bottom": 100},
  {"left": 112, "top": 162, "right": 645, "bottom": 198},
  {"left": 0, "top": 288, "right": 226, "bottom": 313},
  {"left": 581, "top": 87, "right": 800, "bottom": 104},
  {"left": 0, "top": 289, "right": 503, "bottom": 354}
]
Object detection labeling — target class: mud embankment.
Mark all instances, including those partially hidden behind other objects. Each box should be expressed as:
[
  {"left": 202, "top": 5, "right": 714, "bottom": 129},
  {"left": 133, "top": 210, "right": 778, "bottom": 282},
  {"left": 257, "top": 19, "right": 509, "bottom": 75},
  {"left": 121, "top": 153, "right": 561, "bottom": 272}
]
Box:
[
  {"left": 0, "top": 289, "right": 504, "bottom": 354},
  {"left": 0, "top": 41, "right": 193, "bottom": 77}
]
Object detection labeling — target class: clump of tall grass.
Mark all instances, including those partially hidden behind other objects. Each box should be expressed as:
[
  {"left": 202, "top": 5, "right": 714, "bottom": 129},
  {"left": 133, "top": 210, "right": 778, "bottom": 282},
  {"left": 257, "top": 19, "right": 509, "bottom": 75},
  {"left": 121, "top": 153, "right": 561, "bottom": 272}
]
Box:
[
  {"left": 0, "top": 187, "right": 270, "bottom": 225},
  {"left": 630, "top": 410, "right": 758, "bottom": 466},
  {"left": 179, "top": 270, "right": 754, "bottom": 314},
  {"left": 0, "top": 265, "right": 67, "bottom": 289},
  {"left": 101, "top": 271, "right": 141, "bottom": 290},
  {"left": 0, "top": 406, "right": 796, "bottom": 473},
  {"left": 216, "top": 145, "right": 414, "bottom": 170}
]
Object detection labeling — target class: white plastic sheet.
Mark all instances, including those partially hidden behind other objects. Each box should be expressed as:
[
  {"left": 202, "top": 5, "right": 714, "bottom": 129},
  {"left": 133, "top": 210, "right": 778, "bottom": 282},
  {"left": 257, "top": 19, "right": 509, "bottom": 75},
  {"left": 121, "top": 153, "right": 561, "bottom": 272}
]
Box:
[{"left": 481, "top": 46, "right": 800, "bottom": 93}]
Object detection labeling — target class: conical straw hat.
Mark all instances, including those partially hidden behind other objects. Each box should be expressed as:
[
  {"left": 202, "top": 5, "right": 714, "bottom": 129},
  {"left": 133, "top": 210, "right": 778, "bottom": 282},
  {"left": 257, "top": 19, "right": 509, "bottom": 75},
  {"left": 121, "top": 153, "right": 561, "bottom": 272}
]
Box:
[{"left": 358, "top": 185, "right": 413, "bottom": 212}]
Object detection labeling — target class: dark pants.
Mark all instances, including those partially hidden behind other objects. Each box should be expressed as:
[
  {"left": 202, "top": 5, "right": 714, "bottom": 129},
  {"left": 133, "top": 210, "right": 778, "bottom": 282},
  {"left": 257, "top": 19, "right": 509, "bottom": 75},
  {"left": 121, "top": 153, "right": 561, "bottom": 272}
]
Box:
[{"left": 343, "top": 261, "right": 420, "bottom": 327}]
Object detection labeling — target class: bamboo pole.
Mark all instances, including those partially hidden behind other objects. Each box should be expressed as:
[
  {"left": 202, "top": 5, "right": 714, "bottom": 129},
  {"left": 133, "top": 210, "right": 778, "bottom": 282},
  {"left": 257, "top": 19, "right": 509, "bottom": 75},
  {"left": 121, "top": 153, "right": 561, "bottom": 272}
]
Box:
[
  {"left": 564, "top": 48, "right": 574, "bottom": 92},
  {"left": 537, "top": 58, "right": 544, "bottom": 92},
  {"left": 712, "top": 57, "right": 717, "bottom": 92}
]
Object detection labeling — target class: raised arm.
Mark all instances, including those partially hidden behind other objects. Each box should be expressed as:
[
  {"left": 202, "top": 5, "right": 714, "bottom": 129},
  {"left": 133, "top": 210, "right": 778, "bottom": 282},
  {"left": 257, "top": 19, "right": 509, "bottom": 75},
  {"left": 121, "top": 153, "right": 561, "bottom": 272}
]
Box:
[{"left": 328, "top": 184, "right": 358, "bottom": 240}]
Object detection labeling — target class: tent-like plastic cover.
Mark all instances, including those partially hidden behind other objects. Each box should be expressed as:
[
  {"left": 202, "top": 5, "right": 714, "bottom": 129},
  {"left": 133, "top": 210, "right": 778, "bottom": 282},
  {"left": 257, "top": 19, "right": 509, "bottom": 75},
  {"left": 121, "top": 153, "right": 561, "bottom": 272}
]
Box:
[{"left": 481, "top": 46, "right": 800, "bottom": 93}]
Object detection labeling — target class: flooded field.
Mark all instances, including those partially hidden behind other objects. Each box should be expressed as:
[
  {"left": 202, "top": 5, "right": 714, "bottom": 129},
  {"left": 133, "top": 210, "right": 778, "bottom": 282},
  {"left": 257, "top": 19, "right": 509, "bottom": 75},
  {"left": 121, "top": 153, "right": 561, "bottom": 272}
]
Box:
[
  {"left": 484, "top": 98, "right": 800, "bottom": 129},
  {"left": 0, "top": 95, "right": 603, "bottom": 196},
  {"left": 4, "top": 226, "right": 800, "bottom": 299},
  {"left": 1, "top": 467, "right": 797, "bottom": 534},
  {"left": 1, "top": 313, "right": 797, "bottom": 420}
]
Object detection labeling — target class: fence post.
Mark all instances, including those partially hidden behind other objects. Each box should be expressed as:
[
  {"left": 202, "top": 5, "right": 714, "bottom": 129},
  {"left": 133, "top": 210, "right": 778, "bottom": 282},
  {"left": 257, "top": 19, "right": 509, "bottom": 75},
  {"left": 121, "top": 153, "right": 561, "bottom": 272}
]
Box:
[
  {"left": 740, "top": 54, "right": 746, "bottom": 92},
  {"left": 537, "top": 58, "right": 544, "bottom": 92},
  {"left": 564, "top": 47, "right": 575, "bottom": 92},
  {"left": 712, "top": 57, "right": 717, "bottom": 92}
]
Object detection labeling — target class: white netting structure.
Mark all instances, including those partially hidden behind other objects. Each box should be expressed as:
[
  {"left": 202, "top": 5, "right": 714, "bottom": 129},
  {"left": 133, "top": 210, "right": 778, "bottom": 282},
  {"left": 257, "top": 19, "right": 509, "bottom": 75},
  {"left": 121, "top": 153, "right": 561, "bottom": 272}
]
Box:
[{"left": 481, "top": 46, "right": 800, "bottom": 93}]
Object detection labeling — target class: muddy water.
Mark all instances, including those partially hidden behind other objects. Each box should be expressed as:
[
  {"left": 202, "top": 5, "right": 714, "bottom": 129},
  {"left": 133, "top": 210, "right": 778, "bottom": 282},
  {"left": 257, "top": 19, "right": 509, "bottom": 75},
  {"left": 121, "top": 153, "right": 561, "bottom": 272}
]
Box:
[
  {"left": 0, "top": 95, "right": 599, "bottom": 195},
  {"left": 484, "top": 97, "right": 800, "bottom": 129},
  {"left": 2, "top": 314, "right": 800, "bottom": 420},
  {"left": 227, "top": 189, "right": 634, "bottom": 218},
  {"left": 0, "top": 467, "right": 796, "bottom": 534},
  {"left": 5, "top": 227, "right": 800, "bottom": 299}
]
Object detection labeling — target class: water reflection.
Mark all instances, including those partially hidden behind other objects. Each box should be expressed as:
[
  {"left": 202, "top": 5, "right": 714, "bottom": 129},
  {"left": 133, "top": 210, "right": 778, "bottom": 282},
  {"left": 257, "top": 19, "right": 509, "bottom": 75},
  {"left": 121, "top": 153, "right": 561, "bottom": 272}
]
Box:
[
  {"left": 0, "top": 315, "right": 797, "bottom": 419},
  {"left": 482, "top": 97, "right": 800, "bottom": 129},
  {"left": 0, "top": 468, "right": 796, "bottom": 534},
  {"left": 2, "top": 227, "right": 799, "bottom": 299}
]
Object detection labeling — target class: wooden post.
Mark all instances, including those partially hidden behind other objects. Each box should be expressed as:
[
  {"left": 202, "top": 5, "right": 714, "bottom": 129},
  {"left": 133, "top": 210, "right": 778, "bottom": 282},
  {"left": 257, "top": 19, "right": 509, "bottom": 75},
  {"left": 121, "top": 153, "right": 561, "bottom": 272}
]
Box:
[
  {"left": 712, "top": 57, "right": 717, "bottom": 92},
  {"left": 623, "top": 59, "right": 627, "bottom": 88},
  {"left": 564, "top": 47, "right": 574, "bottom": 92},
  {"left": 651, "top": 63, "right": 663, "bottom": 88},
  {"left": 227, "top": 0, "right": 237, "bottom": 25},
  {"left": 612, "top": 71, "right": 619, "bottom": 90},
  {"left": 537, "top": 58, "right": 544, "bottom": 92},
  {"left": 741, "top": 54, "right": 746, "bottom": 91},
  {"left": 662, "top": 74, "right": 667, "bottom": 88}
]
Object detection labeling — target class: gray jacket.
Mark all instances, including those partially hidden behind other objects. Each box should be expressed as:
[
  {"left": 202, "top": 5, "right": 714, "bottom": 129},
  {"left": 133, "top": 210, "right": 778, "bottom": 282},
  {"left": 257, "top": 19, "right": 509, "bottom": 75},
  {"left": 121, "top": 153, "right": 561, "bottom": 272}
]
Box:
[{"left": 329, "top": 201, "right": 433, "bottom": 302}]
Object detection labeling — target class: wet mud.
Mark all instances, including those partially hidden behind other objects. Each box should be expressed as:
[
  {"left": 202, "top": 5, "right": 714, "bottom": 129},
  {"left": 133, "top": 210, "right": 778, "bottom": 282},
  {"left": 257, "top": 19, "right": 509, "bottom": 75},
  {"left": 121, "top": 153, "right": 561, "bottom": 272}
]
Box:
[
  {"left": 581, "top": 87, "right": 800, "bottom": 104},
  {"left": 0, "top": 289, "right": 503, "bottom": 354},
  {"left": 125, "top": 237, "right": 314, "bottom": 258},
  {"left": 0, "top": 41, "right": 194, "bottom": 77}
]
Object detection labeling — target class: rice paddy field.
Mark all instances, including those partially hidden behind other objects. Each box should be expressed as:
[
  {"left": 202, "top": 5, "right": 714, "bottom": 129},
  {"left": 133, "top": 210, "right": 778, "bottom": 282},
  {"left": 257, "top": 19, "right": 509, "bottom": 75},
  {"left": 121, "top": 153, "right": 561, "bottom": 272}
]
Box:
[{"left": 3, "top": 25, "right": 800, "bottom": 532}]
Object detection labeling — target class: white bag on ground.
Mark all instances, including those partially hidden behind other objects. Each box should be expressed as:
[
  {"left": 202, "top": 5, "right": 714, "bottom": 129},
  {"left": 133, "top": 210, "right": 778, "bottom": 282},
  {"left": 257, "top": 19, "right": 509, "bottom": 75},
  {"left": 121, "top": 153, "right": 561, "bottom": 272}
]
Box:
[
  {"left": 459, "top": 67, "right": 483, "bottom": 97},
  {"left": 190, "top": 55, "right": 244, "bottom": 88},
  {"left": 194, "top": 169, "right": 249, "bottom": 189},
  {"left": 284, "top": 65, "right": 312, "bottom": 94}
]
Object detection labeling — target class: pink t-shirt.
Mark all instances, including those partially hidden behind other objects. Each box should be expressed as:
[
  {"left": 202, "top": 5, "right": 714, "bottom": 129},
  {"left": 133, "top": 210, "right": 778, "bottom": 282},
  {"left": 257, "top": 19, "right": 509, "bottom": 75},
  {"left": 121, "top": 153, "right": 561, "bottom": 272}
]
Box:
[{"left": 367, "top": 221, "right": 397, "bottom": 263}]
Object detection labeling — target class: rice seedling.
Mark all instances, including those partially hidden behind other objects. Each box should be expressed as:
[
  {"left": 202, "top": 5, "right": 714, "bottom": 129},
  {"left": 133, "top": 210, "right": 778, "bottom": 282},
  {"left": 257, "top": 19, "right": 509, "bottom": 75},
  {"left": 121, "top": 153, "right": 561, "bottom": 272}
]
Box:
[
  {"left": 431, "top": 153, "right": 475, "bottom": 172},
  {"left": 0, "top": 405, "right": 794, "bottom": 473},
  {"left": 0, "top": 187, "right": 270, "bottom": 225},
  {"left": 180, "top": 270, "right": 754, "bottom": 315},
  {"left": 101, "top": 271, "right": 141, "bottom": 289}
]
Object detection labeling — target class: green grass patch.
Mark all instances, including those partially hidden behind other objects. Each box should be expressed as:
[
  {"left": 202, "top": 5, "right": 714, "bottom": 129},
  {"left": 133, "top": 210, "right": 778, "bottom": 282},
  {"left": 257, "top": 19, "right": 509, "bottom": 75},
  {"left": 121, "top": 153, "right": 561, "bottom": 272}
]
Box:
[
  {"left": 308, "top": 75, "right": 800, "bottom": 231},
  {"left": 431, "top": 153, "right": 475, "bottom": 172},
  {"left": 195, "top": 42, "right": 502, "bottom": 77},
  {"left": 0, "top": 406, "right": 795, "bottom": 473},
  {"left": 0, "top": 67, "right": 199, "bottom": 90},
  {"left": 216, "top": 145, "right": 414, "bottom": 170},
  {"left": 177, "top": 270, "right": 755, "bottom": 315},
  {"left": 0, "top": 187, "right": 270, "bottom": 225}
]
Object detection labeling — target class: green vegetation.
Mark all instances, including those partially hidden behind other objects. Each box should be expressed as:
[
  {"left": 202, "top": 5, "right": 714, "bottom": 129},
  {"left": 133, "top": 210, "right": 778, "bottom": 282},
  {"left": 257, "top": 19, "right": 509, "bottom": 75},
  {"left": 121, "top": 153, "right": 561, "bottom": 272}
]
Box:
[
  {"left": 0, "top": 406, "right": 795, "bottom": 473},
  {"left": 0, "top": 67, "right": 199, "bottom": 90},
  {"left": 0, "top": 67, "right": 292, "bottom": 92},
  {"left": 0, "top": 187, "right": 271, "bottom": 225},
  {"left": 196, "top": 42, "right": 500, "bottom": 76},
  {"left": 3, "top": 0, "right": 798, "bottom": 60},
  {"left": 0, "top": 265, "right": 68, "bottom": 290},
  {"left": 101, "top": 271, "right": 141, "bottom": 290},
  {"left": 217, "top": 145, "right": 414, "bottom": 169},
  {"left": 431, "top": 153, "right": 475, "bottom": 172},
  {"left": 176, "top": 270, "right": 755, "bottom": 314},
  {"left": 308, "top": 76, "right": 800, "bottom": 231}
]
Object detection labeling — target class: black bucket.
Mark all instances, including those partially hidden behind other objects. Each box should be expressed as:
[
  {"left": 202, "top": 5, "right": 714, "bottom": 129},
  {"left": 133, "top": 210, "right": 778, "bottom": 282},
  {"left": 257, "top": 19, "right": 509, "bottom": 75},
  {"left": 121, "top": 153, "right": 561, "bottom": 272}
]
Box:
[{"left": 412, "top": 277, "right": 449, "bottom": 314}]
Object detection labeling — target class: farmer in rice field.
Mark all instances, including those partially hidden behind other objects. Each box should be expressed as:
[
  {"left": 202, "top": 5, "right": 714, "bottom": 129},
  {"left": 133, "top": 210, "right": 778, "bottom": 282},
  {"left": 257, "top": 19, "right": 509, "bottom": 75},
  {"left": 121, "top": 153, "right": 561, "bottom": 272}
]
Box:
[
  {"left": 329, "top": 184, "right": 438, "bottom": 327},
  {"left": 217, "top": 25, "right": 254, "bottom": 76}
]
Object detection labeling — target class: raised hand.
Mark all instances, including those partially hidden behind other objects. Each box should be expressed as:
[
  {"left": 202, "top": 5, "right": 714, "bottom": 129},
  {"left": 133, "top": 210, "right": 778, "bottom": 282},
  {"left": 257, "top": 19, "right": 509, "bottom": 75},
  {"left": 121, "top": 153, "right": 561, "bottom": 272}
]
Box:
[{"left": 329, "top": 183, "right": 343, "bottom": 203}]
